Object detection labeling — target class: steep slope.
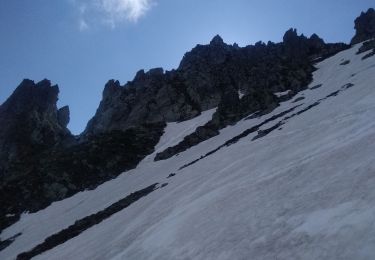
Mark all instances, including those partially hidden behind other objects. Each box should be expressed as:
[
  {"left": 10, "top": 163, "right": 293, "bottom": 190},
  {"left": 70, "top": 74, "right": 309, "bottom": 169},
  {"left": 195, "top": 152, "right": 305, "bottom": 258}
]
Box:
[
  {"left": 1, "top": 8, "right": 375, "bottom": 260},
  {"left": 0, "top": 28, "right": 347, "bottom": 231},
  {"left": 1, "top": 40, "right": 375, "bottom": 259}
]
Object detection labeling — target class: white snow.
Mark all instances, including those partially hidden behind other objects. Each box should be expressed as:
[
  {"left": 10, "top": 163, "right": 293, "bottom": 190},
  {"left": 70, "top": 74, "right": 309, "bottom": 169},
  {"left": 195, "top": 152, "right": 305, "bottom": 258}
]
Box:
[
  {"left": 2, "top": 43, "right": 375, "bottom": 260},
  {"left": 312, "top": 56, "right": 322, "bottom": 61},
  {"left": 274, "top": 89, "right": 291, "bottom": 97},
  {"left": 238, "top": 90, "right": 245, "bottom": 99},
  {"left": 155, "top": 108, "right": 216, "bottom": 152}
]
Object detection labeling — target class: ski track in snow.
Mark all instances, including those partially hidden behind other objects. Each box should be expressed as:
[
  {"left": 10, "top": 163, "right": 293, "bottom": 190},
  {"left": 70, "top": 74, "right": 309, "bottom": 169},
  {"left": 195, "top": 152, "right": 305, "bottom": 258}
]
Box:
[{"left": 1, "top": 43, "right": 375, "bottom": 260}]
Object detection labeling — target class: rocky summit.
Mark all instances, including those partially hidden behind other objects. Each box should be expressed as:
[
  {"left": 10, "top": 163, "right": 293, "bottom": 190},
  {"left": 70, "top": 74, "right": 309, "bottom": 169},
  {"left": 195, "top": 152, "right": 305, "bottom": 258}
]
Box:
[
  {"left": 351, "top": 8, "right": 375, "bottom": 44},
  {"left": 0, "top": 9, "right": 375, "bottom": 255},
  {"left": 0, "top": 79, "right": 72, "bottom": 177}
]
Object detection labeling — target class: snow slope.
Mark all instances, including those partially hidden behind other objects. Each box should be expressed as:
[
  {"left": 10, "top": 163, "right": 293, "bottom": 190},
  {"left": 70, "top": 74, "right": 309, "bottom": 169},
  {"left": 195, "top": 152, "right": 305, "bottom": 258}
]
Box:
[
  {"left": 2, "top": 43, "right": 375, "bottom": 259},
  {"left": 155, "top": 108, "right": 217, "bottom": 152}
]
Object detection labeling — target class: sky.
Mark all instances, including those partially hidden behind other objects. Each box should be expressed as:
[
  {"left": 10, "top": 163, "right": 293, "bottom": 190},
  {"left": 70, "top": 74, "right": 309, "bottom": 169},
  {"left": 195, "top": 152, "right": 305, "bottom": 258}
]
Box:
[{"left": 0, "top": 0, "right": 373, "bottom": 134}]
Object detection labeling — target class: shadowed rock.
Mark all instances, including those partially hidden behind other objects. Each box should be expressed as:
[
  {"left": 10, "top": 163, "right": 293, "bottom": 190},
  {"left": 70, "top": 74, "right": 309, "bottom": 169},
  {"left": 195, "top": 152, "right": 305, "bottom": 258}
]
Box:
[
  {"left": 0, "top": 79, "right": 71, "bottom": 177},
  {"left": 57, "top": 106, "right": 70, "bottom": 128},
  {"left": 351, "top": 8, "right": 375, "bottom": 44}
]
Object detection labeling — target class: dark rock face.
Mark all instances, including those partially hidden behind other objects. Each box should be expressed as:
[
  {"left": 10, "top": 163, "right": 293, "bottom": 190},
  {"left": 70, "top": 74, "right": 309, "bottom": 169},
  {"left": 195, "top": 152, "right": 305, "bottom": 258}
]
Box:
[
  {"left": 351, "top": 8, "right": 375, "bottom": 44},
  {"left": 84, "top": 74, "right": 200, "bottom": 136},
  {"left": 0, "top": 79, "right": 72, "bottom": 177},
  {"left": 57, "top": 106, "right": 70, "bottom": 128},
  {"left": 357, "top": 39, "right": 375, "bottom": 54},
  {"left": 0, "top": 122, "right": 165, "bottom": 231}
]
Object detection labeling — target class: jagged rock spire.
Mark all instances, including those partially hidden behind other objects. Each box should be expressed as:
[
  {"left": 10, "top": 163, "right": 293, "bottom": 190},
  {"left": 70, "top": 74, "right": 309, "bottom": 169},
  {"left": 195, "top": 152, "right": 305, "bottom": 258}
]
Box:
[{"left": 351, "top": 8, "right": 375, "bottom": 44}]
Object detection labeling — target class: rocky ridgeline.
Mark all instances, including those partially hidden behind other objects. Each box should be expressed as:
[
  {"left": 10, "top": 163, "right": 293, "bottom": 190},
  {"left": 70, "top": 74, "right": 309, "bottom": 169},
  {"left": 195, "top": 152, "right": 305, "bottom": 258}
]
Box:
[
  {"left": 86, "top": 30, "right": 346, "bottom": 138},
  {"left": 1, "top": 9, "right": 374, "bottom": 233}
]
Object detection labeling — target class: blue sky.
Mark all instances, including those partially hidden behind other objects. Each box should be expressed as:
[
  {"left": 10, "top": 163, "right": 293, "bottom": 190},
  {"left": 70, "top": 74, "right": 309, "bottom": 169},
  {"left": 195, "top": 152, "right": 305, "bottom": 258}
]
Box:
[{"left": 0, "top": 0, "right": 373, "bottom": 134}]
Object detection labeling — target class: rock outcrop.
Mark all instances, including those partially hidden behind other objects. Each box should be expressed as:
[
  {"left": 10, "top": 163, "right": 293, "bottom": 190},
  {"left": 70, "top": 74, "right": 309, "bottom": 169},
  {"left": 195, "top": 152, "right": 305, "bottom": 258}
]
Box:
[
  {"left": 84, "top": 73, "right": 200, "bottom": 136},
  {"left": 351, "top": 8, "right": 375, "bottom": 45},
  {"left": 0, "top": 79, "right": 72, "bottom": 177}
]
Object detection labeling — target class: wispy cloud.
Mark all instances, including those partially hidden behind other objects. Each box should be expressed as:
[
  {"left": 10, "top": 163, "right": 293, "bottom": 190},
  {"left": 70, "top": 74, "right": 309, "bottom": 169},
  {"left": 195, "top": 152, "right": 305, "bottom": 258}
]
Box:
[
  {"left": 70, "top": 0, "right": 154, "bottom": 30},
  {"left": 79, "top": 18, "right": 89, "bottom": 31},
  {"left": 99, "top": 0, "right": 153, "bottom": 23}
]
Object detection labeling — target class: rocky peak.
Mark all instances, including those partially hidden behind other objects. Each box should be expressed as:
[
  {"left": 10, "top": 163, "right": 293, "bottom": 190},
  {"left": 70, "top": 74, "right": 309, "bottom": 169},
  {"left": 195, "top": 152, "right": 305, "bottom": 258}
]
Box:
[
  {"left": 210, "top": 35, "right": 225, "bottom": 46},
  {"left": 282, "top": 28, "right": 309, "bottom": 45},
  {"left": 309, "top": 33, "right": 325, "bottom": 46},
  {"left": 0, "top": 79, "right": 59, "bottom": 115},
  {"left": 147, "top": 67, "right": 164, "bottom": 76},
  {"left": 351, "top": 8, "right": 375, "bottom": 44},
  {"left": 282, "top": 28, "right": 310, "bottom": 58},
  {"left": 283, "top": 28, "right": 298, "bottom": 42},
  {"left": 0, "top": 79, "right": 71, "bottom": 176},
  {"left": 307, "top": 33, "right": 326, "bottom": 55},
  {"left": 179, "top": 35, "right": 232, "bottom": 71},
  {"left": 281, "top": 29, "right": 344, "bottom": 60},
  {"left": 103, "top": 79, "right": 121, "bottom": 99},
  {"left": 134, "top": 69, "right": 146, "bottom": 81},
  {"left": 132, "top": 68, "right": 164, "bottom": 83}
]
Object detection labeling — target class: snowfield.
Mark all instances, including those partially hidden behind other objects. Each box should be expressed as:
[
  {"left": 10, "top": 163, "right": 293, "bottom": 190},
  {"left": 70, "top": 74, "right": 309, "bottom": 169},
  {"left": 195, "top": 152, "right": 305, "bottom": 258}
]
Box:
[{"left": 1, "top": 43, "right": 375, "bottom": 260}]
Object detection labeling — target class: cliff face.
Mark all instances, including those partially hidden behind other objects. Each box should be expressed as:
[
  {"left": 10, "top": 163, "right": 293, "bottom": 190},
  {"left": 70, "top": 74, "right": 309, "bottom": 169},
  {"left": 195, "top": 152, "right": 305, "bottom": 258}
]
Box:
[{"left": 351, "top": 8, "right": 375, "bottom": 45}]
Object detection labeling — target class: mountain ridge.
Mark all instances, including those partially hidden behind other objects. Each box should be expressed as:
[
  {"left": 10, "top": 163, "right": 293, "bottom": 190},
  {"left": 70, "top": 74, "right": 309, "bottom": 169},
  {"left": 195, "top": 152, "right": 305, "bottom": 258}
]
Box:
[
  {"left": 2, "top": 37, "right": 375, "bottom": 259},
  {"left": 0, "top": 8, "right": 374, "bottom": 240}
]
